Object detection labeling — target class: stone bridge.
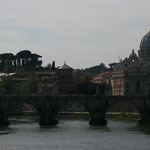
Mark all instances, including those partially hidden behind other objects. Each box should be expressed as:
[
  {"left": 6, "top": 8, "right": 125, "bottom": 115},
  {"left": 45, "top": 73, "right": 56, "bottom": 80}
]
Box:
[{"left": 0, "top": 95, "right": 150, "bottom": 126}]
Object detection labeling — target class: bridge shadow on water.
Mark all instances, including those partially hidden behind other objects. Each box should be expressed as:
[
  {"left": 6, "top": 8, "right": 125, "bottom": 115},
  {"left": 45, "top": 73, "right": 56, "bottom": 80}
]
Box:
[
  {"left": 0, "top": 115, "right": 150, "bottom": 139},
  {"left": 128, "top": 123, "right": 150, "bottom": 135},
  {"left": 0, "top": 126, "right": 11, "bottom": 135}
]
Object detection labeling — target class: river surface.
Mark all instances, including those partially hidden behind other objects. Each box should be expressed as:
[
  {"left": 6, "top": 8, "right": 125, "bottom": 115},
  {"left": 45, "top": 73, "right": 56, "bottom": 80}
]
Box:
[{"left": 0, "top": 116, "right": 150, "bottom": 150}]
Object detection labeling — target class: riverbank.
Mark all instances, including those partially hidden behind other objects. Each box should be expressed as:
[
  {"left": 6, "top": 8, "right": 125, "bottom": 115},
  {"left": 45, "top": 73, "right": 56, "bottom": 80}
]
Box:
[
  {"left": 106, "top": 112, "right": 140, "bottom": 121},
  {"left": 57, "top": 112, "right": 140, "bottom": 121},
  {"left": 21, "top": 111, "right": 140, "bottom": 121}
]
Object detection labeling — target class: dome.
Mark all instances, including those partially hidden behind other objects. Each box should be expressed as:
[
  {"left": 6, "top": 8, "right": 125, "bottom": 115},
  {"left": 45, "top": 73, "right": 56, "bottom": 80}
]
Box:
[
  {"left": 129, "top": 49, "right": 137, "bottom": 59},
  {"left": 140, "top": 31, "right": 150, "bottom": 50}
]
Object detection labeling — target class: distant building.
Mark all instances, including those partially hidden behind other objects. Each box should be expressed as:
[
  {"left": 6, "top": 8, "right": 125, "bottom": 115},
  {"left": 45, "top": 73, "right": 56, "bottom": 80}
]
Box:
[
  {"left": 56, "top": 62, "right": 74, "bottom": 94},
  {"left": 0, "top": 71, "right": 57, "bottom": 95},
  {"left": 92, "top": 31, "right": 150, "bottom": 96},
  {"left": 92, "top": 72, "right": 112, "bottom": 84},
  {"left": 73, "top": 70, "right": 91, "bottom": 84},
  {"left": 0, "top": 50, "right": 58, "bottom": 95},
  {"left": 112, "top": 67, "right": 149, "bottom": 95}
]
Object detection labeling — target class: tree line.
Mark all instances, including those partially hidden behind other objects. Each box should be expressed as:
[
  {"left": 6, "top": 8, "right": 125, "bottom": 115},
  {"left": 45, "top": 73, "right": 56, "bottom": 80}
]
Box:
[{"left": 0, "top": 75, "right": 111, "bottom": 96}]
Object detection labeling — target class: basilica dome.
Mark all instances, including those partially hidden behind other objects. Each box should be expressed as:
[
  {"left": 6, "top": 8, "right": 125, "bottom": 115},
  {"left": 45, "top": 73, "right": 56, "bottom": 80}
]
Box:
[{"left": 140, "top": 31, "right": 150, "bottom": 50}]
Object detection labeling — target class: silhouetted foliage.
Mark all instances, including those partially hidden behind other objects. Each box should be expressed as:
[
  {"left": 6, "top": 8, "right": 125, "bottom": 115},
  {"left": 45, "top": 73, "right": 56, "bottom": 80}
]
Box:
[
  {"left": 16, "top": 50, "right": 31, "bottom": 59},
  {"left": 52, "top": 61, "right": 55, "bottom": 71},
  {"left": 0, "top": 53, "right": 15, "bottom": 71},
  {"left": 16, "top": 50, "right": 42, "bottom": 70},
  {"left": 0, "top": 75, "right": 13, "bottom": 94},
  {"left": 109, "top": 62, "right": 118, "bottom": 71},
  {"left": 84, "top": 63, "right": 108, "bottom": 74},
  {"left": 21, "top": 74, "right": 39, "bottom": 95},
  {"left": 44, "top": 63, "right": 51, "bottom": 71},
  {"left": 0, "top": 53, "right": 15, "bottom": 60},
  {"left": 77, "top": 81, "right": 110, "bottom": 95},
  {"left": 0, "top": 50, "right": 43, "bottom": 71}
]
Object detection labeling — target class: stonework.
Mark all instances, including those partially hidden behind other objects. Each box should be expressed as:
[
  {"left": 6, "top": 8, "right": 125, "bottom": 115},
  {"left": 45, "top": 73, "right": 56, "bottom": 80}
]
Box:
[
  {"left": 93, "top": 31, "right": 150, "bottom": 96},
  {"left": 112, "top": 31, "right": 150, "bottom": 95},
  {"left": 56, "top": 63, "right": 74, "bottom": 94}
]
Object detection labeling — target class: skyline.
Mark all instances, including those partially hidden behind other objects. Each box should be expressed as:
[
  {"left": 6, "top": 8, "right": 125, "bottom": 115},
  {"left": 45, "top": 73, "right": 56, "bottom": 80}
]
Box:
[{"left": 0, "top": 0, "right": 150, "bottom": 69}]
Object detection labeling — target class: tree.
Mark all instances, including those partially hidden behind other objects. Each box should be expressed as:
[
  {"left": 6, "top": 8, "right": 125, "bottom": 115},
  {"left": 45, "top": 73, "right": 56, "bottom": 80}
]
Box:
[
  {"left": 77, "top": 81, "right": 110, "bottom": 95},
  {"left": 0, "top": 75, "right": 13, "bottom": 94},
  {"left": 21, "top": 74, "right": 39, "bottom": 95},
  {"left": 52, "top": 61, "right": 55, "bottom": 71},
  {"left": 44, "top": 63, "right": 51, "bottom": 71},
  {"left": 0, "top": 53, "right": 15, "bottom": 71},
  {"left": 16, "top": 50, "right": 42, "bottom": 70},
  {"left": 109, "top": 62, "right": 118, "bottom": 71},
  {"left": 84, "top": 63, "right": 108, "bottom": 74}
]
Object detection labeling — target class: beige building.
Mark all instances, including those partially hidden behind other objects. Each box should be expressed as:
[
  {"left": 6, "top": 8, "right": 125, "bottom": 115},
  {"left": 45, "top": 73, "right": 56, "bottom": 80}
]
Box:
[
  {"left": 112, "top": 67, "right": 149, "bottom": 95},
  {"left": 112, "top": 31, "right": 150, "bottom": 95},
  {"left": 93, "top": 31, "right": 150, "bottom": 96},
  {"left": 92, "top": 72, "right": 112, "bottom": 84}
]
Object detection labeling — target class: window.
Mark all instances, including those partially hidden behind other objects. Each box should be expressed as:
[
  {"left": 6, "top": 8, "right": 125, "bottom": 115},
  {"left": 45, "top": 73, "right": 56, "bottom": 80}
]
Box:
[
  {"left": 126, "top": 83, "right": 129, "bottom": 89},
  {"left": 125, "top": 64, "right": 128, "bottom": 67},
  {"left": 137, "top": 81, "right": 140, "bottom": 92},
  {"left": 137, "top": 81, "right": 140, "bottom": 89},
  {"left": 126, "top": 83, "right": 129, "bottom": 93}
]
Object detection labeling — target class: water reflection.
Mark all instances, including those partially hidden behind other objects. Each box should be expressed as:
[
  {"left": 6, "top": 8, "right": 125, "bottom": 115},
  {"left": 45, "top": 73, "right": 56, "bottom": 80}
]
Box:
[
  {"left": 0, "top": 116, "right": 149, "bottom": 150},
  {"left": 90, "top": 125, "right": 111, "bottom": 132},
  {"left": 0, "top": 126, "right": 11, "bottom": 135},
  {"left": 129, "top": 124, "right": 150, "bottom": 135}
]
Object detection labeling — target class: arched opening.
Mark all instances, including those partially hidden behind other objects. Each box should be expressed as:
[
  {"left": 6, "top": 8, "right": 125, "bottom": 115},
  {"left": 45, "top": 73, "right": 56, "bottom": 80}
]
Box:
[
  {"left": 105, "top": 100, "right": 140, "bottom": 122},
  {"left": 57, "top": 101, "right": 90, "bottom": 121},
  {"left": 6, "top": 103, "right": 39, "bottom": 125}
]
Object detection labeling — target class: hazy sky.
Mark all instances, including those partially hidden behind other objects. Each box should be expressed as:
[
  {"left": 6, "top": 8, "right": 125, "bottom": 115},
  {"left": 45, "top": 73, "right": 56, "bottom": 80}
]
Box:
[{"left": 0, "top": 0, "right": 150, "bottom": 68}]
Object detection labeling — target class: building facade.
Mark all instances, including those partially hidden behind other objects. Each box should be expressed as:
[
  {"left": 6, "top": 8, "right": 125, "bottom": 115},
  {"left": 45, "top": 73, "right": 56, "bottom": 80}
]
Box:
[
  {"left": 112, "top": 31, "right": 150, "bottom": 95},
  {"left": 93, "top": 31, "right": 150, "bottom": 96},
  {"left": 56, "top": 62, "right": 74, "bottom": 94}
]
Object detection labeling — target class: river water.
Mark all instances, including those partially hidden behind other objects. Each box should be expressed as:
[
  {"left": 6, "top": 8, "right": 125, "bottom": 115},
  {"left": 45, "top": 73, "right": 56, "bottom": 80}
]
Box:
[{"left": 0, "top": 116, "right": 150, "bottom": 150}]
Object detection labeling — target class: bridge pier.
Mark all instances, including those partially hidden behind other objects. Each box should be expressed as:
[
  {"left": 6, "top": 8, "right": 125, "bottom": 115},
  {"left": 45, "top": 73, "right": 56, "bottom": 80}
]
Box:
[
  {"left": 139, "top": 117, "right": 150, "bottom": 125},
  {"left": 39, "top": 112, "right": 58, "bottom": 126},
  {"left": 89, "top": 99, "right": 107, "bottom": 125},
  {"left": 39, "top": 100, "right": 58, "bottom": 126},
  {"left": 0, "top": 111, "right": 10, "bottom": 126},
  {"left": 139, "top": 107, "right": 150, "bottom": 125},
  {"left": 89, "top": 111, "right": 107, "bottom": 125}
]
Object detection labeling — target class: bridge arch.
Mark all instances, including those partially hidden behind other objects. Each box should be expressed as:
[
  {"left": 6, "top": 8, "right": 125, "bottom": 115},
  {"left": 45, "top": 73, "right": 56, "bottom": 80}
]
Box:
[
  {"left": 106, "top": 98, "right": 141, "bottom": 112},
  {"left": 105, "top": 98, "right": 141, "bottom": 121},
  {"left": 6, "top": 102, "right": 39, "bottom": 116},
  {"left": 3, "top": 101, "right": 40, "bottom": 125},
  {"left": 58, "top": 100, "right": 89, "bottom": 112},
  {"left": 88, "top": 96, "right": 148, "bottom": 125}
]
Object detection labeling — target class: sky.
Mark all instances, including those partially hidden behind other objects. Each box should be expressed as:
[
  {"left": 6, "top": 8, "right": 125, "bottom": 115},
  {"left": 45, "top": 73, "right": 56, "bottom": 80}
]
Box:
[{"left": 0, "top": 0, "right": 150, "bottom": 69}]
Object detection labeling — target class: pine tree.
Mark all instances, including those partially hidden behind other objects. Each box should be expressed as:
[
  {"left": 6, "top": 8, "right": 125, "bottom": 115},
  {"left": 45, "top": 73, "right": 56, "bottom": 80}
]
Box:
[{"left": 52, "top": 61, "right": 55, "bottom": 71}]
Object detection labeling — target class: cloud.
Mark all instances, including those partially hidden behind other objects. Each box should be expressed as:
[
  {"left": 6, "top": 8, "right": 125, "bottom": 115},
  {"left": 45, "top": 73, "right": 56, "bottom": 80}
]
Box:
[{"left": 0, "top": 0, "right": 150, "bottom": 68}]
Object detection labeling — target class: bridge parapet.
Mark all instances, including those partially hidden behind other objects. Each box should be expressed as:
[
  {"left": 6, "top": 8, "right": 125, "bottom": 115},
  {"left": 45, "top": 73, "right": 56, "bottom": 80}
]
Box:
[{"left": 0, "top": 95, "right": 149, "bottom": 126}]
